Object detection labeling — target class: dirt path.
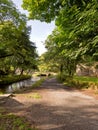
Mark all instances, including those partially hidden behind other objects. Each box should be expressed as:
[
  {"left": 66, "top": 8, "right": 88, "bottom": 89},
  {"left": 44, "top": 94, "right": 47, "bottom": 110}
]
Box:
[{"left": 1, "top": 78, "right": 98, "bottom": 130}]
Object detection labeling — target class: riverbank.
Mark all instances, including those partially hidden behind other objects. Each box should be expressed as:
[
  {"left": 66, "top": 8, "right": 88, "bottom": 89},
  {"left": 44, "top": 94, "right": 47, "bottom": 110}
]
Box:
[{"left": 0, "top": 75, "right": 31, "bottom": 86}]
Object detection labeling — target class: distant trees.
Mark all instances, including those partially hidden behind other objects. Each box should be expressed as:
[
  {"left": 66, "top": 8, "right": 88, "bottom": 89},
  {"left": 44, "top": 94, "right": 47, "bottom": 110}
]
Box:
[
  {"left": 0, "top": 0, "right": 38, "bottom": 76},
  {"left": 22, "top": 0, "right": 98, "bottom": 76}
]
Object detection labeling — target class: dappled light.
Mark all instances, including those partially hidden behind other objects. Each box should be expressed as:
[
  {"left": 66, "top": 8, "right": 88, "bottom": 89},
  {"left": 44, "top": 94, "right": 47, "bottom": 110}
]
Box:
[
  {"left": 2, "top": 78, "right": 98, "bottom": 130},
  {"left": 0, "top": 78, "right": 98, "bottom": 130},
  {"left": 0, "top": 0, "right": 98, "bottom": 129}
]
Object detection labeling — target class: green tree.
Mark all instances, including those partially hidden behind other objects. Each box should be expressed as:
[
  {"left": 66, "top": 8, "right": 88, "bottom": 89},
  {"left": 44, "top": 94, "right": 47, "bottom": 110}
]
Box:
[
  {"left": 0, "top": 0, "right": 38, "bottom": 76},
  {"left": 22, "top": 0, "right": 91, "bottom": 22},
  {"left": 45, "top": 28, "right": 77, "bottom": 76},
  {"left": 22, "top": 0, "right": 98, "bottom": 59},
  {"left": 22, "top": 0, "right": 98, "bottom": 77}
]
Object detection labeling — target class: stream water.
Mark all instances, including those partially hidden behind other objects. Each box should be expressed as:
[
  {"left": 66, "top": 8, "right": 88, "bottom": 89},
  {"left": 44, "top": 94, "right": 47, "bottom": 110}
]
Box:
[{"left": 0, "top": 77, "right": 40, "bottom": 94}]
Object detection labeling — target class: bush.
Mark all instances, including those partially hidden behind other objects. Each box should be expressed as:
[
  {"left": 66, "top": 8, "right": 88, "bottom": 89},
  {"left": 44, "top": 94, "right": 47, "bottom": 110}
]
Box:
[
  {"left": 57, "top": 74, "right": 98, "bottom": 90},
  {"left": 0, "top": 75, "right": 31, "bottom": 86},
  {"left": 57, "top": 72, "right": 70, "bottom": 82}
]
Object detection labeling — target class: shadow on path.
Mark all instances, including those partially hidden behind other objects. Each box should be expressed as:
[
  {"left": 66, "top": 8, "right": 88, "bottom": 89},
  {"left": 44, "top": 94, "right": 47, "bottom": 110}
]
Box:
[
  {"left": 0, "top": 78, "right": 98, "bottom": 130},
  {"left": 26, "top": 102, "right": 98, "bottom": 130}
]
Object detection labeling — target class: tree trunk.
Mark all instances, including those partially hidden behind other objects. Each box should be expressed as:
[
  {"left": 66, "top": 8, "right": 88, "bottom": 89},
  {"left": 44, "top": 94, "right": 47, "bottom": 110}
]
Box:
[{"left": 20, "top": 69, "right": 24, "bottom": 75}]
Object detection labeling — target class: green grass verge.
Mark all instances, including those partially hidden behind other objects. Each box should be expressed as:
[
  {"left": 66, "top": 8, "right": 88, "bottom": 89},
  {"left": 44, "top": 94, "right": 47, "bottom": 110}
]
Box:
[
  {"left": 32, "top": 78, "right": 46, "bottom": 88},
  {"left": 0, "top": 108, "right": 38, "bottom": 130},
  {"left": 65, "top": 76, "right": 98, "bottom": 90},
  {"left": 57, "top": 74, "right": 98, "bottom": 90},
  {"left": 0, "top": 92, "right": 4, "bottom": 95},
  {"left": 72, "top": 76, "right": 98, "bottom": 90},
  {"left": 74, "top": 76, "right": 98, "bottom": 83},
  {"left": 27, "top": 93, "right": 42, "bottom": 99},
  {"left": 0, "top": 75, "right": 31, "bottom": 86}
]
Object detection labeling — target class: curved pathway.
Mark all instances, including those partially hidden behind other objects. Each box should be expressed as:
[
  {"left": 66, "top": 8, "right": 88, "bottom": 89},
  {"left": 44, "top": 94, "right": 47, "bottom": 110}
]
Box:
[{"left": 1, "top": 78, "right": 98, "bottom": 130}]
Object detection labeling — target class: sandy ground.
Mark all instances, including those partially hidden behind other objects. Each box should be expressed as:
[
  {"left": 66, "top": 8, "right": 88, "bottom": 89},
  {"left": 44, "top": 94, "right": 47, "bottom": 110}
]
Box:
[{"left": 0, "top": 78, "right": 98, "bottom": 130}]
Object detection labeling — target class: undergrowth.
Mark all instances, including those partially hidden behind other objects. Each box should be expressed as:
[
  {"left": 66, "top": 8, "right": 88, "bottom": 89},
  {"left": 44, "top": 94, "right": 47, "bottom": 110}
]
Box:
[{"left": 57, "top": 74, "right": 98, "bottom": 90}]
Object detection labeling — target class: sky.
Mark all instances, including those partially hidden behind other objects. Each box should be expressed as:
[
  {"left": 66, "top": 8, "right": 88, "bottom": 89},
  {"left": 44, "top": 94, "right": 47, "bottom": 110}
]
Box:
[{"left": 12, "top": 0, "right": 55, "bottom": 55}]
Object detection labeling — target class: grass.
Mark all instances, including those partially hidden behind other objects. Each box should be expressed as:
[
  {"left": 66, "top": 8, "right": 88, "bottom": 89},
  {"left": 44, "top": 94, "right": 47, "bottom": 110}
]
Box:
[
  {"left": 72, "top": 76, "right": 98, "bottom": 90},
  {"left": 27, "top": 93, "right": 42, "bottom": 99},
  {"left": 95, "top": 91, "right": 98, "bottom": 94},
  {"left": 0, "top": 77, "right": 45, "bottom": 130},
  {"left": 64, "top": 76, "right": 98, "bottom": 90},
  {"left": 0, "top": 91, "right": 4, "bottom": 95},
  {"left": 57, "top": 74, "right": 98, "bottom": 90},
  {"left": 32, "top": 78, "right": 46, "bottom": 88},
  {"left": 74, "top": 76, "right": 98, "bottom": 83},
  {"left": 0, "top": 75, "right": 31, "bottom": 86},
  {"left": 0, "top": 108, "right": 38, "bottom": 130}
]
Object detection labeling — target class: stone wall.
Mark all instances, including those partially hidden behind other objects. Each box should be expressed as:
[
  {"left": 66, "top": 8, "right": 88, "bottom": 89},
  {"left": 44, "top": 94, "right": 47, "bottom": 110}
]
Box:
[{"left": 76, "top": 63, "right": 98, "bottom": 77}]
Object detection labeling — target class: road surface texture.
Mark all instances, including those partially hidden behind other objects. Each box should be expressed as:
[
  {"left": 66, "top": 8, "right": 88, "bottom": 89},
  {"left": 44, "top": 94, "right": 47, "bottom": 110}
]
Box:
[{"left": 1, "top": 78, "right": 98, "bottom": 130}]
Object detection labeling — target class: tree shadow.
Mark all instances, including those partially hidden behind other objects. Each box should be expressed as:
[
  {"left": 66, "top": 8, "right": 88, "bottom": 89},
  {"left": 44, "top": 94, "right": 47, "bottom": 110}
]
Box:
[
  {"left": 0, "top": 92, "right": 98, "bottom": 130},
  {"left": 0, "top": 96, "right": 24, "bottom": 108},
  {"left": 25, "top": 102, "right": 98, "bottom": 130},
  {"left": 1, "top": 78, "right": 98, "bottom": 130}
]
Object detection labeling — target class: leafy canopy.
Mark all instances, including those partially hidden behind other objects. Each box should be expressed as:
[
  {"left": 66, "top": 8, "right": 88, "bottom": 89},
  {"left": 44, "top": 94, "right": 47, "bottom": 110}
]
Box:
[
  {"left": 0, "top": 0, "right": 38, "bottom": 76},
  {"left": 22, "top": 0, "right": 98, "bottom": 76}
]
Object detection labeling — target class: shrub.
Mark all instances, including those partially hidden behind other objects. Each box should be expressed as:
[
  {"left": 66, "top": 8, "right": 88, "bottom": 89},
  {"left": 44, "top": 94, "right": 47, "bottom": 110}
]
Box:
[
  {"left": 0, "top": 75, "right": 31, "bottom": 86},
  {"left": 58, "top": 75, "right": 98, "bottom": 90}
]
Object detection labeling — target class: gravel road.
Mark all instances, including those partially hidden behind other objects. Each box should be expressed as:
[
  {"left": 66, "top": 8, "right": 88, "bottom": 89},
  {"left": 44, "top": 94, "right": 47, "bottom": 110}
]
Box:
[{"left": 1, "top": 78, "right": 98, "bottom": 130}]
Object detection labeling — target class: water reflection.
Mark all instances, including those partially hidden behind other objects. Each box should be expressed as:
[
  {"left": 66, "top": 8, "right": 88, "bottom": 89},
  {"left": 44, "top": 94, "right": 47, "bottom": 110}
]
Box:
[{"left": 1, "top": 77, "right": 40, "bottom": 93}]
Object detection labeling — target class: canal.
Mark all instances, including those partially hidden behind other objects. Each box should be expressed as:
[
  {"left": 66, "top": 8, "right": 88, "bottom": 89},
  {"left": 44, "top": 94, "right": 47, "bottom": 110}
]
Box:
[{"left": 0, "top": 77, "right": 40, "bottom": 94}]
